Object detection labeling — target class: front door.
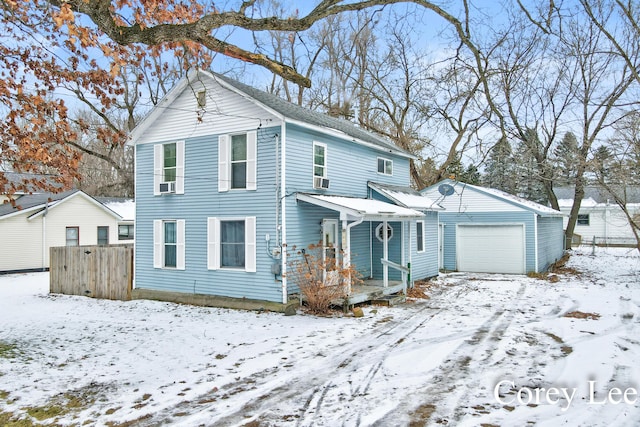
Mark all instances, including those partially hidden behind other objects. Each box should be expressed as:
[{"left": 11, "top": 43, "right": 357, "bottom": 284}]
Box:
[{"left": 322, "top": 219, "right": 339, "bottom": 282}]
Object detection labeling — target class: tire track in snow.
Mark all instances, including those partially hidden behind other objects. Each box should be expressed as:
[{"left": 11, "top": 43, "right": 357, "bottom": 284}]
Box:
[
  {"left": 131, "top": 299, "right": 444, "bottom": 427},
  {"left": 379, "top": 282, "right": 528, "bottom": 425}
]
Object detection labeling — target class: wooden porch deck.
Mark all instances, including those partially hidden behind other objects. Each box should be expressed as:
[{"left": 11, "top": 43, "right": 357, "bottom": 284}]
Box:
[{"left": 338, "top": 280, "right": 406, "bottom": 307}]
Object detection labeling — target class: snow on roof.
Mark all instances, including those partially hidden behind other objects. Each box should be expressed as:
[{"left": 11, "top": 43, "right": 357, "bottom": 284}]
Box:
[
  {"left": 368, "top": 182, "right": 443, "bottom": 211},
  {"left": 104, "top": 200, "right": 135, "bottom": 221},
  {"left": 558, "top": 197, "right": 598, "bottom": 208},
  {"left": 476, "top": 185, "right": 564, "bottom": 216},
  {"left": 297, "top": 193, "right": 424, "bottom": 219}
]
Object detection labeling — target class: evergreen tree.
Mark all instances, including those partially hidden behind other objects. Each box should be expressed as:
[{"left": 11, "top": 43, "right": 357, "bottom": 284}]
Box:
[
  {"left": 590, "top": 146, "right": 614, "bottom": 183},
  {"left": 554, "top": 132, "right": 579, "bottom": 186},
  {"left": 460, "top": 164, "right": 481, "bottom": 185},
  {"left": 483, "top": 138, "right": 517, "bottom": 194},
  {"left": 515, "top": 129, "right": 548, "bottom": 204}
]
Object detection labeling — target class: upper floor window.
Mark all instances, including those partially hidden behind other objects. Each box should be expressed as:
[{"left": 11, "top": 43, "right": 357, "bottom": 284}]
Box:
[
  {"left": 231, "top": 134, "right": 248, "bottom": 189},
  {"left": 153, "top": 141, "right": 184, "bottom": 195},
  {"left": 377, "top": 157, "right": 393, "bottom": 175},
  {"left": 218, "top": 131, "right": 257, "bottom": 192},
  {"left": 163, "top": 143, "right": 177, "bottom": 182},
  {"left": 313, "top": 142, "right": 327, "bottom": 178},
  {"left": 577, "top": 214, "right": 590, "bottom": 226}
]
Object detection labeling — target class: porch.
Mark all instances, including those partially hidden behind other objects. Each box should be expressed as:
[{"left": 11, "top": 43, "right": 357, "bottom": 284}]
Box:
[{"left": 343, "top": 279, "right": 406, "bottom": 306}]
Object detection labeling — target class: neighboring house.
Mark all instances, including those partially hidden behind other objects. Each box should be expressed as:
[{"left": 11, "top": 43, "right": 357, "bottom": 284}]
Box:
[
  {"left": 554, "top": 186, "right": 640, "bottom": 246},
  {"left": 98, "top": 198, "right": 135, "bottom": 244},
  {"left": 421, "top": 179, "right": 565, "bottom": 274},
  {"left": 128, "top": 69, "right": 441, "bottom": 307},
  {"left": 0, "top": 190, "right": 123, "bottom": 273}
]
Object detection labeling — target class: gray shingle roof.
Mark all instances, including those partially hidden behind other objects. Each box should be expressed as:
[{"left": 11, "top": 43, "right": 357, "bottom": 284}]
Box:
[
  {"left": 554, "top": 186, "right": 640, "bottom": 204},
  {"left": 0, "top": 189, "right": 79, "bottom": 218},
  {"left": 214, "top": 73, "right": 410, "bottom": 157}
]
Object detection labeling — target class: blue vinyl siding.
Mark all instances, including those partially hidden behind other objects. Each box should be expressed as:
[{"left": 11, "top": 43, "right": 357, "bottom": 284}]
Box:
[
  {"left": 285, "top": 123, "right": 410, "bottom": 195},
  {"left": 135, "top": 126, "right": 284, "bottom": 302},
  {"left": 536, "top": 216, "right": 565, "bottom": 272},
  {"left": 410, "top": 211, "right": 439, "bottom": 280},
  {"left": 439, "top": 211, "right": 536, "bottom": 273}
]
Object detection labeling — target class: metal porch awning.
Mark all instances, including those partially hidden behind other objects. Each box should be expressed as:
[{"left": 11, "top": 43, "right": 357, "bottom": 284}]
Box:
[{"left": 296, "top": 193, "right": 424, "bottom": 221}]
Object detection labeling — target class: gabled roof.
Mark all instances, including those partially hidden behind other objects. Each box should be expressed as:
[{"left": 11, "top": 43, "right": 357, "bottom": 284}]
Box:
[
  {"left": 1, "top": 171, "right": 63, "bottom": 194},
  {"left": 0, "top": 190, "right": 122, "bottom": 221},
  {"left": 554, "top": 186, "right": 640, "bottom": 204},
  {"left": 422, "top": 179, "right": 564, "bottom": 217},
  {"left": 128, "top": 69, "right": 413, "bottom": 159},
  {"left": 368, "top": 182, "right": 443, "bottom": 211}
]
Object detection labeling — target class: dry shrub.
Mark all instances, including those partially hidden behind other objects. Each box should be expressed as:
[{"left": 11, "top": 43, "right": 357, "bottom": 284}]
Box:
[
  {"left": 564, "top": 311, "right": 601, "bottom": 320},
  {"left": 287, "top": 243, "right": 362, "bottom": 315}
]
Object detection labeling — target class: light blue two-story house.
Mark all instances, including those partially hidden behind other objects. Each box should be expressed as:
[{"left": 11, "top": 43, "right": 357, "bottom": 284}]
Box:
[{"left": 128, "top": 69, "right": 441, "bottom": 309}]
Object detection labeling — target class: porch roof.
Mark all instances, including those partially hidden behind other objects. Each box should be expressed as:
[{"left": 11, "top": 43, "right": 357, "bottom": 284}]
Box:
[
  {"left": 368, "top": 182, "right": 444, "bottom": 211},
  {"left": 296, "top": 193, "right": 424, "bottom": 221}
]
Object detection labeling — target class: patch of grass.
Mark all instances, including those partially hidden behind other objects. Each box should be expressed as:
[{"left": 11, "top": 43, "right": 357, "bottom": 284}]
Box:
[
  {"left": 20, "top": 382, "right": 109, "bottom": 424},
  {"left": 0, "top": 410, "right": 39, "bottom": 427},
  {"left": 564, "top": 311, "right": 601, "bottom": 320},
  {"left": 0, "top": 341, "right": 19, "bottom": 359}
]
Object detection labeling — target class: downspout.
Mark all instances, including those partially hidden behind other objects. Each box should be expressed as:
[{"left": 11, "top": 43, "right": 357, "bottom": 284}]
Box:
[
  {"left": 533, "top": 215, "right": 539, "bottom": 273},
  {"left": 274, "top": 134, "right": 280, "bottom": 247},
  {"left": 280, "top": 121, "right": 288, "bottom": 304}
]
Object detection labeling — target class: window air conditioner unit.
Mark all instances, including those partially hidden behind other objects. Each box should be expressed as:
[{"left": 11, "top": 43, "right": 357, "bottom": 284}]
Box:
[
  {"left": 314, "top": 177, "right": 330, "bottom": 189},
  {"left": 159, "top": 182, "right": 176, "bottom": 194}
]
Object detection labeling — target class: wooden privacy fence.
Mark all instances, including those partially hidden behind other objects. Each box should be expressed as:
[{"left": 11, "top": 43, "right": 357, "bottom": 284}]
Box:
[{"left": 50, "top": 245, "right": 133, "bottom": 301}]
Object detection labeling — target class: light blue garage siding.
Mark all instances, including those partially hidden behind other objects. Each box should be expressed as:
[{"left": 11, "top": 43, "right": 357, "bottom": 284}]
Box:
[
  {"left": 135, "top": 126, "right": 285, "bottom": 302},
  {"left": 439, "top": 211, "right": 536, "bottom": 273},
  {"left": 536, "top": 216, "right": 565, "bottom": 271}
]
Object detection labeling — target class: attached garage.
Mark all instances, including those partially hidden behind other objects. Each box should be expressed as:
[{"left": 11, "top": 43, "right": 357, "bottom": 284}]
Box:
[
  {"left": 421, "top": 180, "right": 566, "bottom": 274},
  {"left": 456, "top": 224, "right": 525, "bottom": 274}
]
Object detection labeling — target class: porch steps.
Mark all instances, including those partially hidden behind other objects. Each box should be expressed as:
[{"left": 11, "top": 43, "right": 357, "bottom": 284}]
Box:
[{"left": 371, "top": 294, "right": 406, "bottom": 307}]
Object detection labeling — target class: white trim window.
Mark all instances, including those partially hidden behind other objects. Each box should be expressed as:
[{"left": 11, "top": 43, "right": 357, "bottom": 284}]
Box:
[
  {"left": 218, "top": 131, "right": 257, "bottom": 192},
  {"left": 207, "top": 216, "right": 256, "bottom": 272},
  {"left": 66, "top": 226, "right": 79, "bottom": 246},
  {"left": 577, "top": 214, "right": 590, "bottom": 226},
  {"left": 313, "top": 142, "right": 327, "bottom": 178},
  {"left": 153, "top": 219, "right": 186, "bottom": 269},
  {"left": 313, "top": 142, "right": 327, "bottom": 188},
  {"left": 416, "top": 220, "right": 425, "bottom": 253},
  {"left": 377, "top": 157, "right": 393, "bottom": 175},
  {"left": 153, "top": 141, "right": 185, "bottom": 195}
]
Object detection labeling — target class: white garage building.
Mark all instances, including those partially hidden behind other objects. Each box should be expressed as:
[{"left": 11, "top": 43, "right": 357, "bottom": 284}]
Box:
[{"left": 421, "top": 180, "right": 566, "bottom": 274}]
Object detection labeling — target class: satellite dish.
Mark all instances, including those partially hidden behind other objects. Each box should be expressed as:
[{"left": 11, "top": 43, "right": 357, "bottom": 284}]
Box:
[{"left": 438, "top": 183, "right": 455, "bottom": 196}]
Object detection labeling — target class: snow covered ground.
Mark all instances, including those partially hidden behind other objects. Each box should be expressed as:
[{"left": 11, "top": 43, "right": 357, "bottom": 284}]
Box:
[{"left": 0, "top": 247, "right": 639, "bottom": 426}]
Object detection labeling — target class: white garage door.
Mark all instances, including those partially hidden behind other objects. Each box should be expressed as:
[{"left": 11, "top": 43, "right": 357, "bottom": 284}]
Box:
[{"left": 456, "top": 224, "right": 525, "bottom": 274}]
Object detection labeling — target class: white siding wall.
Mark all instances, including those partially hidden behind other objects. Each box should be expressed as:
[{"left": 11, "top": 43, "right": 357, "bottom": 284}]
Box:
[
  {"left": 136, "top": 77, "right": 281, "bottom": 146},
  {"left": 0, "top": 211, "right": 44, "bottom": 271},
  {"left": 561, "top": 205, "right": 639, "bottom": 244},
  {"left": 0, "top": 194, "right": 122, "bottom": 271}
]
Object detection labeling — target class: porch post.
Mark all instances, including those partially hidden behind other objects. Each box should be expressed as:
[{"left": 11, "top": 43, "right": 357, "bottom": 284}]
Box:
[
  {"left": 383, "top": 219, "right": 388, "bottom": 288},
  {"left": 341, "top": 217, "right": 351, "bottom": 295}
]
